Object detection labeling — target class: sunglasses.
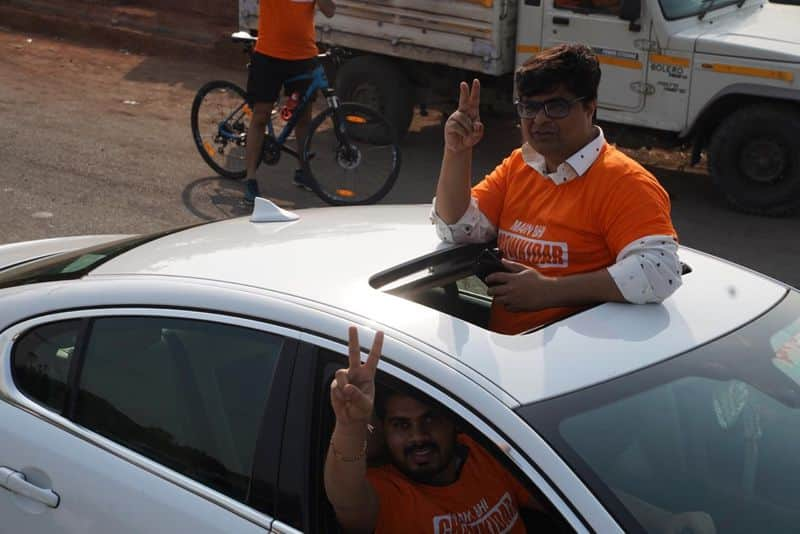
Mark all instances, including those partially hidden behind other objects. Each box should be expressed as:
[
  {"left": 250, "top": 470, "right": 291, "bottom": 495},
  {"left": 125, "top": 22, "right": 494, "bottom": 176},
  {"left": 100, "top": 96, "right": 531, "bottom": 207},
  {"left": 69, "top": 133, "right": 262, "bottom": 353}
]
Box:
[{"left": 514, "top": 96, "right": 586, "bottom": 119}]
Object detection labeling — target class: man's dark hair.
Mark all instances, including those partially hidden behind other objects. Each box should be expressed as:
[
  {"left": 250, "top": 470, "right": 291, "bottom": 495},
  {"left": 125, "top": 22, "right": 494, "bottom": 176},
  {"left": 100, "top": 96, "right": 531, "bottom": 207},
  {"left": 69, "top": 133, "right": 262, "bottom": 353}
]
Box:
[
  {"left": 515, "top": 43, "right": 601, "bottom": 101},
  {"left": 374, "top": 386, "right": 446, "bottom": 421},
  {"left": 374, "top": 387, "right": 409, "bottom": 420}
]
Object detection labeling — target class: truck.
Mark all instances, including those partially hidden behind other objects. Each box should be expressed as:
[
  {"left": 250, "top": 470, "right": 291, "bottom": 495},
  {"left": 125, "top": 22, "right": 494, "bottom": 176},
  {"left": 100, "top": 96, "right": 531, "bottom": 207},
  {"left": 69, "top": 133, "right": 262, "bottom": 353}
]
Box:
[{"left": 239, "top": 0, "right": 800, "bottom": 215}]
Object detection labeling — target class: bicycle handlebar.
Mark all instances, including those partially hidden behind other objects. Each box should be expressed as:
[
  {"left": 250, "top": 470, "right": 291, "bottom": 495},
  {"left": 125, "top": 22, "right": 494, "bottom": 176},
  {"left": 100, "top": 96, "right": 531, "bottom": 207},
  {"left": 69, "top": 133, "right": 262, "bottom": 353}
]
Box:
[{"left": 316, "top": 47, "right": 348, "bottom": 65}]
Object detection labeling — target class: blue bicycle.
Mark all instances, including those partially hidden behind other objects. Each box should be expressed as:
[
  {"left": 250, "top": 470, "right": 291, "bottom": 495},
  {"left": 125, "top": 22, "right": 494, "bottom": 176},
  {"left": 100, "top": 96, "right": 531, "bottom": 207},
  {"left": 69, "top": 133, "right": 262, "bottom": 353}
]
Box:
[{"left": 190, "top": 33, "right": 401, "bottom": 205}]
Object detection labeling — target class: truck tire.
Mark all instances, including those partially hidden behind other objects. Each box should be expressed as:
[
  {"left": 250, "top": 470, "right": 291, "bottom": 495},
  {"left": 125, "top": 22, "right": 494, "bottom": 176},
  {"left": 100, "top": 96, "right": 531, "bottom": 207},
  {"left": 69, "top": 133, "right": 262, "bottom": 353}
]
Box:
[
  {"left": 335, "top": 55, "right": 414, "bottom": 140},
  {"left": 708, "top": 104, "right": 800, "bottom": 216}
]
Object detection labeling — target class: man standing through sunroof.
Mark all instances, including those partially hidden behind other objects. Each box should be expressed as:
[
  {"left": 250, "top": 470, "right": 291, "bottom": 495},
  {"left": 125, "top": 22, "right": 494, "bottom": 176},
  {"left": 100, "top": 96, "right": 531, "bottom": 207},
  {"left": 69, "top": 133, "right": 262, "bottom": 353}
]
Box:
[{"left": 432, "top": 43, "right": 682, "bottom": 334}]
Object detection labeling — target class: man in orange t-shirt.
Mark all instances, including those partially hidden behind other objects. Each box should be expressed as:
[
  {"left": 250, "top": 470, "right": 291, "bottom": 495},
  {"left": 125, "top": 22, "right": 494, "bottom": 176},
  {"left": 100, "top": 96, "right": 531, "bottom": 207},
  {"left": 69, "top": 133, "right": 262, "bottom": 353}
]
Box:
[
  {"left": 433, "top": 43, "right": 682, "bottom": 334},
  {"left": 324, "top": 328, "right": 541, "bottom": 533},
  {"left": 243, "top": 0, "right": 336, "bottom": 204}
]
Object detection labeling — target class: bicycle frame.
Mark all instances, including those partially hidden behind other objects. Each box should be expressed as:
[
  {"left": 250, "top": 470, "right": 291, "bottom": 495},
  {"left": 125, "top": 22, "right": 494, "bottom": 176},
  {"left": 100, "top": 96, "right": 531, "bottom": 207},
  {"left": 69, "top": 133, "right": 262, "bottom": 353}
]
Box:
[
  {"left": 267, "top": 64, "right": 342, "bottom": 160},
  {"left": 213, "top": 59, "right": 341, "bottom": 162}
]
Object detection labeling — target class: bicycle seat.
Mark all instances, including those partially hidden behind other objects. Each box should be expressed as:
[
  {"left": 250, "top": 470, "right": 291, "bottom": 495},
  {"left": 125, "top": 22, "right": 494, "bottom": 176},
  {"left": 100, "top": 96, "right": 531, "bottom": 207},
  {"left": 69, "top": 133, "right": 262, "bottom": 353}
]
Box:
[{"left": 231, "top": 31, "right": 257, "bottom": 44}]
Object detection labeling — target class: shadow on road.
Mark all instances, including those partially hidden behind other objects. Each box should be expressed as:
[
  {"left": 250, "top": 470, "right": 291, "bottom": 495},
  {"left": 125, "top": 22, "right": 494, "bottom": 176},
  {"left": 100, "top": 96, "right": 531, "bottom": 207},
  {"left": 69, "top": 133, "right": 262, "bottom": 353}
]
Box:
[
  {"left": 181, "top": 174, "right": 314, "bottom": 221},
  {"left": 181, "top": 176, "right": 253, "bottom": 220}
]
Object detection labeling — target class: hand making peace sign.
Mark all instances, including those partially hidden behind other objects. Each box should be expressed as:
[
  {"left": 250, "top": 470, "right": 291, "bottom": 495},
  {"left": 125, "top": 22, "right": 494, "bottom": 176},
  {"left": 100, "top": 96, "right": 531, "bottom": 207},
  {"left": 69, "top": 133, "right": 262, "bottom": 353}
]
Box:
[
  {"left": 330, "top": 326, "right": 384, "bottom": 426},
  {"left": 444, "top": 79, "right": 484, "bottom": 153}
]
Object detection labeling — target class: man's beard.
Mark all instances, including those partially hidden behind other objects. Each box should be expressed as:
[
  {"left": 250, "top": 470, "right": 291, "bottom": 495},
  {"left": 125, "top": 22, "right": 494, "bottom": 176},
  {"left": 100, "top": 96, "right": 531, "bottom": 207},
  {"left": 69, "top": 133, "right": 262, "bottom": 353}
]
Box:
[{"left": 397, "top": 442, "right": 450, "bottom": 484}]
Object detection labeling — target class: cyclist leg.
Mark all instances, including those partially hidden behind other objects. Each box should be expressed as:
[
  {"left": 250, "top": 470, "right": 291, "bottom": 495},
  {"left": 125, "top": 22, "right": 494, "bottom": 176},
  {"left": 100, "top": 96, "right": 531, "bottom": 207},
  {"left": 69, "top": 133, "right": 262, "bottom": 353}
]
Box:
[
  {"left": 291, "top": 104, "right": 315, "bottom": 190},
  {"left": 245, "top": 102, "right": 273, "bottom": 181},
  {"left": 244, "top": 52, "right": 283, "bottom": 201},
  {"left": 284, "top": 57, "right": 319, "bottom": 189},
  {"left": 294, "top": 103, "right": 313, "bottom": 156}
]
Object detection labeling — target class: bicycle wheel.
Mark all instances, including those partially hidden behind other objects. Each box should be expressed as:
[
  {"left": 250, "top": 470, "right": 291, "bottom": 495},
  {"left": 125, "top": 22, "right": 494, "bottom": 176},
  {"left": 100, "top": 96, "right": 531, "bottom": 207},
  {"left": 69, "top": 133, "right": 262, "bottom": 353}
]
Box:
[
  {"left": 302, "top": 102, "right": 401, "bottom": 205},
  {"left": 190, "top": 80, "right": 250, "bottom": 179}
]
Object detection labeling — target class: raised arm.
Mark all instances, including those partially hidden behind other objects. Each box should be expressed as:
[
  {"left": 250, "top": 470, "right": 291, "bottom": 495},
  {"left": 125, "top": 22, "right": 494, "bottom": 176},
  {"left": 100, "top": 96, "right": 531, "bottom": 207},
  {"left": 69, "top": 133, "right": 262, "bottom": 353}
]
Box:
[
  {"left": 324, "top": 327, "right": 383, "bottom": 534},
  {"left": 435, "top": 79, "right": 484, "bottom": 223},
  {"left": 317, "top": 0, "right": 335, "bottom": 18}
]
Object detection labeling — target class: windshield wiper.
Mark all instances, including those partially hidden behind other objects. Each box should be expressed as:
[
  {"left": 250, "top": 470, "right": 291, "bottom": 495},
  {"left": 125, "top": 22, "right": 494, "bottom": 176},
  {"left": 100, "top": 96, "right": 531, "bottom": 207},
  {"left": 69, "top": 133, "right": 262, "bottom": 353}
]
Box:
[{"left": 698, "top": 0, "right": 716, "bottom": 19}]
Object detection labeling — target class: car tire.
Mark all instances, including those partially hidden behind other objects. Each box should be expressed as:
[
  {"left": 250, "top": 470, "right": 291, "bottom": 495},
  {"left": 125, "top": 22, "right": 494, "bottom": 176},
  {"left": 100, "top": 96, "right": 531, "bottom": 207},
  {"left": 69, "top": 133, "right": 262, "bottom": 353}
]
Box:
[
  {"left": 335, "top": 55, "right": 414, "bottom": 140},
  {"left": 708, "top": 104, "right": 800, "bottom": 216}
]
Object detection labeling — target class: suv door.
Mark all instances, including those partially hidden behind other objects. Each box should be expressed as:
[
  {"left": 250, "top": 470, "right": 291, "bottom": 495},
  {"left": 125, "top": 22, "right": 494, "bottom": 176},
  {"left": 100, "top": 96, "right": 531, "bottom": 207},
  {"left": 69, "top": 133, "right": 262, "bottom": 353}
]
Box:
[{"left": 0, "top": 310, "right": 297, "bottom": 534}]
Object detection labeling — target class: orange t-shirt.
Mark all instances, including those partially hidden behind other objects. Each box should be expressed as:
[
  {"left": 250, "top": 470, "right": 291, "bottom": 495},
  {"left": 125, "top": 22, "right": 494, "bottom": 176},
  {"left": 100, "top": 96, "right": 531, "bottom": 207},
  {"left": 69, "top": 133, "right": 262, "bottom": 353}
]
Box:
[
  {"left": 472, "top": 143, "right": 677, "bottom": 335},
  {"left": 367, "top": 435, "right": 531, "bottom": 533},
  {"left": 254, "top": 0, "right": 318, "bottom": 60}
]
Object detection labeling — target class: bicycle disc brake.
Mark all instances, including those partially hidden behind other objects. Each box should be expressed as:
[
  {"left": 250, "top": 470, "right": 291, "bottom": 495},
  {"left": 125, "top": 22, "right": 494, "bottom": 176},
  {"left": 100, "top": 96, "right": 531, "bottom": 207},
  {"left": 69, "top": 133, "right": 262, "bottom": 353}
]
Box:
[{"left": 336, "top": 144, "right": 362, "bottom": 170}]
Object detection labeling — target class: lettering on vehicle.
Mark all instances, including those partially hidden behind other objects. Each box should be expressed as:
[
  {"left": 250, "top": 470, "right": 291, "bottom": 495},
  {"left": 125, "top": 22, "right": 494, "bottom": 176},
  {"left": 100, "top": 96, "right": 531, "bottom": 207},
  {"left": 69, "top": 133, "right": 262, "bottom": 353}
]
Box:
[
  {"left": 432, "top": 492, "right": 520, "bottom": 534},
  {"left": 592, "top": 47, "right": 639, "bottom": 61},
  {"left": 656, "top": 81, "right": 686, "bottom": 94},
  {"left": 650, "top": 63, "right": 688, "bottom": 80},
  {"left": 771, "top": 318, "right": 800, "bottom": 385},
  {"left": 591, "top": 47, "right": 642, "bottom": 69}
]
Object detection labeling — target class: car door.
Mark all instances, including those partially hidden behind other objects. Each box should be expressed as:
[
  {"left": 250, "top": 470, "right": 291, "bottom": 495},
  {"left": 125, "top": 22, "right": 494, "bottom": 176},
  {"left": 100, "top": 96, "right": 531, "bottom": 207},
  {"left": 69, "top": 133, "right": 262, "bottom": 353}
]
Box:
[
  {"left": 271, "top": 330, "right": 602, "bottom": 533},
  {"left": 542, "top": 0, "right": 651, "bottom": 112},
  {"left": 0, "top": 309, "right": 297, "bottom": 534}
]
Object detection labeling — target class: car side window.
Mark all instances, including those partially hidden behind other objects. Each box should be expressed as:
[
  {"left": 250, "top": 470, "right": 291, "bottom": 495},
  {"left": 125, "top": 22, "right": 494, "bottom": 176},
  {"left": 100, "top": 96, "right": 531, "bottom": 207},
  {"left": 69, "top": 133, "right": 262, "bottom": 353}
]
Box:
[
  {"left": 554, "top": 0, "right": 622, "bottom": 14},
  {"left": 12, "top": 319, "right": 82, "bottom": 413},
  {"left": 310, "top": 351, "right": 573, "bottom": 533},
  {"left": 72, "top": 316, "right": 283, "bottom": 503}
]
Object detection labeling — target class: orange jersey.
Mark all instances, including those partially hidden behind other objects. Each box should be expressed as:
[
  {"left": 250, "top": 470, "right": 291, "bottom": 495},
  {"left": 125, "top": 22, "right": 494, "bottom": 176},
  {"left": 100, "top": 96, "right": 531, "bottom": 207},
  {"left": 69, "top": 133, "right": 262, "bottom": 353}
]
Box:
[
  {"left": 473, "top": 143, "right": 677, "bottom": 334},
  {"left": 367, "top": 435, "right": 531, "bottom": 533},
  {"left": 255, "top": 0, "right": 318, "bottom": 60}
]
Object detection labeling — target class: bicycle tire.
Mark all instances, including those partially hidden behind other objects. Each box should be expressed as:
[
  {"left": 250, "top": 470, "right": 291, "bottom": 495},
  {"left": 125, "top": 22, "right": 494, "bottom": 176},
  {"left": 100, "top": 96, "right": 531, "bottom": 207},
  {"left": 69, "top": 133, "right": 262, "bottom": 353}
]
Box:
[
  {"left": 190, "top": 80, "right": 250, "bottom": 179},
  {"left": 302, "top": 102, "right": 401, "bottom": 206}
]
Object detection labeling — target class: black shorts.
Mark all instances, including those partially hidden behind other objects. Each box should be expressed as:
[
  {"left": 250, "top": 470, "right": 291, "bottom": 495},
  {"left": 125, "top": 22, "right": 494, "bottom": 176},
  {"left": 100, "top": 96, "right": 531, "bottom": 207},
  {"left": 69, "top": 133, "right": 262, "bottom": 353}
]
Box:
[{"left": 246, "top": 52, "right": 318, "bottom": 105}]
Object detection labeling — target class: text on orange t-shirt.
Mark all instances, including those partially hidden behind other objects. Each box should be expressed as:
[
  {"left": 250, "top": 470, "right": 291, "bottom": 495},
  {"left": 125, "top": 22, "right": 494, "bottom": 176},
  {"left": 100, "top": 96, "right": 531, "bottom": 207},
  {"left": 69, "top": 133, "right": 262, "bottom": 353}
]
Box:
[
  {"left": 366, "top": 434, "right": 531, "bottom": 533},
  {"left": 472, "top": 143, "right": 677, "bottom": 335}
]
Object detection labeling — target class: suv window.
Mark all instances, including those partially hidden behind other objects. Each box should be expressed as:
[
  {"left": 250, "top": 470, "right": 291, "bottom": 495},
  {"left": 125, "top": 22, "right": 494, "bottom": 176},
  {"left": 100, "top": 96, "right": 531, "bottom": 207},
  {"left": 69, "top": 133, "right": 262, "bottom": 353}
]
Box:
[
  {"left": 658, "top": 0, "right": 738, "bottom": 20},
  {"left": 554, "top": 0, "right": 622, "bottom": 14},
  {"left": 12, "top": 319, "right": 82, "bottom": 413},
  {"left": 73, "top": 316, "right": 283, "bottom": 503}
]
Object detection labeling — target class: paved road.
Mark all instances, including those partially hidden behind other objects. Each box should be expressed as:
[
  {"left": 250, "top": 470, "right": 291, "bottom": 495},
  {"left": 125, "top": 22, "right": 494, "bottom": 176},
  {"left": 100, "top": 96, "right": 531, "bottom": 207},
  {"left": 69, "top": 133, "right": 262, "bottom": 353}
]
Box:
[{"left": 1, "top": 28, "right": 798, "bottom": 288}]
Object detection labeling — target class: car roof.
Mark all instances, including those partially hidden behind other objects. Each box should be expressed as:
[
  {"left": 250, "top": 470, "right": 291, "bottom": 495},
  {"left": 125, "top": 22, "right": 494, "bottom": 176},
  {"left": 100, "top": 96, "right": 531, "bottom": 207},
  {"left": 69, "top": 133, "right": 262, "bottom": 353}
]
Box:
[{"left": 90, "top": 205, "right": 788, "bottom": 405}]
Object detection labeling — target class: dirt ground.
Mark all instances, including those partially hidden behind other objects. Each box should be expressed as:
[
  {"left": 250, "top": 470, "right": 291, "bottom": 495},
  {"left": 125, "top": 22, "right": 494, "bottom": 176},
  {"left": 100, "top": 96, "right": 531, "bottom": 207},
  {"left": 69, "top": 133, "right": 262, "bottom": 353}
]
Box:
[
  {"left": 1, "top": 27, "right": 798, "bottom": 287},
  {"left": 0, "top": 26, "right": 704, "bottom": 171}
]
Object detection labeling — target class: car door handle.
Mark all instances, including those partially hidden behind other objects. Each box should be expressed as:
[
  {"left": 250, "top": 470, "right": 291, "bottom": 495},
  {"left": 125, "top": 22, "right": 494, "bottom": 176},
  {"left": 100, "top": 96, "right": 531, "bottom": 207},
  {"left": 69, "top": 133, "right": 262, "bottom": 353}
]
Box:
[
  {"left": 553, "top": 16, "right": 570, "bottom": 25},
  {"left": 0, "top": 467, "right": 60, "bottom": 508}
]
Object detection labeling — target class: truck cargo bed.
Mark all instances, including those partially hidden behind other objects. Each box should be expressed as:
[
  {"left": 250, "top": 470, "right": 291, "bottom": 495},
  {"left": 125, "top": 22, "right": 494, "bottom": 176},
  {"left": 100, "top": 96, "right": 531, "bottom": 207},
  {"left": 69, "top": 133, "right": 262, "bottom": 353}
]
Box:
[{"left": 239, "top": 0, "right": 518, "bottom": 75}]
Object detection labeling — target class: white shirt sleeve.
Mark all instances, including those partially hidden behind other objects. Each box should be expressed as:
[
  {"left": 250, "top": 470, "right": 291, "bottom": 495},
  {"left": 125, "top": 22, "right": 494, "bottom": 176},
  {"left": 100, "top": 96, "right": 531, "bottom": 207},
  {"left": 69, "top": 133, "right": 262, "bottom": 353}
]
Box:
[
  {"left": 607, "top": 235, "right": 683, "bottom": 304},
  {"left": 430, "top": 197, "right": 498, "bottom": 244}
]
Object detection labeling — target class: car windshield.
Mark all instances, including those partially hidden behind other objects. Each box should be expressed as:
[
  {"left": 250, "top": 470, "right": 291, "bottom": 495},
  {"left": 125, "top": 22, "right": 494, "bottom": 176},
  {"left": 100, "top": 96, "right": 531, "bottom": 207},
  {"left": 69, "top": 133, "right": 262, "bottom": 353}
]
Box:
[
  {"left": 0, "top": 225, "right": 199, "bottom": 290},
  {"left": 658, "top": 0, "right": 739, "bottom": 19},
  {"left": 519, "top": 290, "right": 800, "bottom": 533}
]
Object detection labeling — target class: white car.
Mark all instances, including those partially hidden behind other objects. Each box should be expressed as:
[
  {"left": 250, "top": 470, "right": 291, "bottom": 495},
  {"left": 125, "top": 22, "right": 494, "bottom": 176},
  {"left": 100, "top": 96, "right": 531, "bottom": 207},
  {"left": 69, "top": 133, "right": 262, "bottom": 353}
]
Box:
[{"left": 1, "top": 202, "right": 799, "bottom": 533}]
